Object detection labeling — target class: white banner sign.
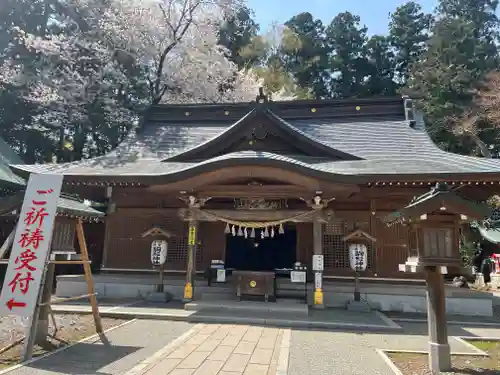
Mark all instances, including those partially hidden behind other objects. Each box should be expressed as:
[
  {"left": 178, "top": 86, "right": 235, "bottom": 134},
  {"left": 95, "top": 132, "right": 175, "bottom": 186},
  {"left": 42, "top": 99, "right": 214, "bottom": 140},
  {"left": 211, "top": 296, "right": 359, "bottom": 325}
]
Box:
[
  {"left": 314, "top": 272, "right": 322, "bottom": 289},
  {"left": 312, "top": 255, "right": 324, "bottom": 271},
  {"left": 216, "top": 269, "right": 226, "bottom": 282},
  {"left": 0, "top": 174, "right": 63, "bottom": 317},
  {"left": 290, "top": 271, "right": 306, "bottom": 283}
]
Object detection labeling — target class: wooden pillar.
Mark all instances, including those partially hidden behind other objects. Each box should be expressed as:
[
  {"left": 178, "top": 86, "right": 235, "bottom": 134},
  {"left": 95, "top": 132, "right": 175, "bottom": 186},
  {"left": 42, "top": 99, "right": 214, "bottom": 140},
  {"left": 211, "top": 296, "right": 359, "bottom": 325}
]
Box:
[
  {"left": 425, "top": 266, "right": 451, "bottom": 372},
  {"left": 312, "top": 214, "right": 324, "bottom": 308},
  {"left": 101, "top": 186, "right": 114, "bottom": 268},
  {"left": 184, "top": 210, "right": 199, "bottom": 302},
  {"left": 34, "top": 262, "right": 55, "bottom": 345},
  {"left": 76, "top": 219, "right": 103, "bottom": 334}
]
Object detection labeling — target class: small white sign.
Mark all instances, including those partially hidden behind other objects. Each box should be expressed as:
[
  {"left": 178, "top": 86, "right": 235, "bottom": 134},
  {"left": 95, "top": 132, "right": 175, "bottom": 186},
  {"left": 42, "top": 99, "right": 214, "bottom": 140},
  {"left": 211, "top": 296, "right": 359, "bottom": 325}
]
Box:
[
  {"left": 216, "top": 269, "right": 226, "bottom": 282},
  {"left": 0, "top": 174, "right": 63, "bottom": 317},
  {"left": 314, "top": 272, "right": 322, "bottom": 289},
  {"left": 349, "top": 243, "right": 368, "bottom": 272},
  {"left": 290, "top": 271, "right": 306, "bottom": 283},
  {"left": 151, "top": 240, "right": 167, "bottom": 266},
  {"left": 312, "top": 255, "right": 324, "bottom": 271}
]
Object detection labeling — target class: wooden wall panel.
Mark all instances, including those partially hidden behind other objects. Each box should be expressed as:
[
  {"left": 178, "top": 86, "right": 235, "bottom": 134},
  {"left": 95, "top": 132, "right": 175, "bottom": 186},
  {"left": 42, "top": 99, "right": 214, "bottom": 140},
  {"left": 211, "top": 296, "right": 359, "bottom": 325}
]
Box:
[
  {"left": 374, "top": 220, "right": 410, "bottom": 277},
  {"left": 105, "top": 209, "right": 191, "bottom": 270},
  {"left": 104, "top": 209, "right": 224, "bottom": 271},
  {"left": 296, "top": 222, "right": 312, "bottom": 267},
  {"left": 200, "top": 221, "right": 226, "bottom": 265}
]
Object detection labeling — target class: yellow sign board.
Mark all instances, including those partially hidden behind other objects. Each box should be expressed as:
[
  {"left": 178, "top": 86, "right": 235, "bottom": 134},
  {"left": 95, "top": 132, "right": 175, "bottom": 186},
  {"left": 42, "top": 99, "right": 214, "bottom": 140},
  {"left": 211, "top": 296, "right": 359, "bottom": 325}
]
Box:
[
  {"left": 314, "top": 288, "right": 323, "bottom": 305},
  {"left": 249, "top": 280, "right": 256, "bottom": 288},
  {"left": 188, "top": 226, "right": 197, "bottom": 245},
  {"left": 184, "top": 282, "right": 193, "bottom": 300}
]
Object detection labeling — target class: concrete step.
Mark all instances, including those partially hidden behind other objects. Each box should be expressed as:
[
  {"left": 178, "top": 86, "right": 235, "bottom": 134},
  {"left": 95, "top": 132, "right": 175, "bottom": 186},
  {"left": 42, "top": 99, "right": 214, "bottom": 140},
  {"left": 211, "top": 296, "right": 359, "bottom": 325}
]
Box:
[
  {"left": 200, "top": 292, "right": 234, "bottom": 302},
  {"left": 185, "top": 299, "right": 309, "bottom": 316}
]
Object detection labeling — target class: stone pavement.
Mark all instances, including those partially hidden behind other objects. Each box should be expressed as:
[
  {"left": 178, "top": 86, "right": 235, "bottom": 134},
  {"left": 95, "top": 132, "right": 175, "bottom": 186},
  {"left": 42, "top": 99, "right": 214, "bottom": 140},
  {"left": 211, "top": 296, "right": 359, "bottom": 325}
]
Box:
[
  {"left": 125, "top": 324, "right": 289, "bottom": 375},
  {"left": 3, "top": 319, "right": 500, "bottom": 375},
  {"left": 3, "top": 320, "right": 194, "bottom": 375}
]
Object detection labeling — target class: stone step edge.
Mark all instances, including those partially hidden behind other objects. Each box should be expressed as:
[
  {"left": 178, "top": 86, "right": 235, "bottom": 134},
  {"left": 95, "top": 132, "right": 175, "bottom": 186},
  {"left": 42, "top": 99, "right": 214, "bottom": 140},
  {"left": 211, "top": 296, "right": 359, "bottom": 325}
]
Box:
[
  {"left": 50, "top": 308, "right": 402, "bottom": 332},
  {"left": 184, "top": 302, "right": 308, "bottom": 313}
]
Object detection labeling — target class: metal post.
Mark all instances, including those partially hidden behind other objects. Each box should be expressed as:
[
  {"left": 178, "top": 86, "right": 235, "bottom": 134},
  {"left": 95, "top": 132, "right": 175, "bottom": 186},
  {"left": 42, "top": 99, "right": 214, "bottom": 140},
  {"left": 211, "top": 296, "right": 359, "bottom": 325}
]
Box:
[{"left": 425, "top": 266, "right": 451, "bottom": 372}]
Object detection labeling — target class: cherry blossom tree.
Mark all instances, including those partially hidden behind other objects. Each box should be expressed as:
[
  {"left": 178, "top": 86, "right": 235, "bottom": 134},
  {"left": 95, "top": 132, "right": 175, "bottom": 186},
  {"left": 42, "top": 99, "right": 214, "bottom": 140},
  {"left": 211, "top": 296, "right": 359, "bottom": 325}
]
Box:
[{"left": 0, "top": 0, "right": 285, "bottom": 161}]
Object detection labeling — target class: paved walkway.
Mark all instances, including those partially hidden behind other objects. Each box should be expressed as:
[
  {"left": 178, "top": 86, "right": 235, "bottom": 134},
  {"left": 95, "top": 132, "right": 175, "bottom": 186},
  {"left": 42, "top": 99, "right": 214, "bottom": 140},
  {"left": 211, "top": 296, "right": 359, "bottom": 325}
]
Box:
[
  {"left": 3, "top": 319, "right": 500, "bottom": 375},
  {"left": 125, "top": 324, "right": 288, "bottom": 375},
  {"left": 4, "top": 320, "right": 194, "bottom": 375}
]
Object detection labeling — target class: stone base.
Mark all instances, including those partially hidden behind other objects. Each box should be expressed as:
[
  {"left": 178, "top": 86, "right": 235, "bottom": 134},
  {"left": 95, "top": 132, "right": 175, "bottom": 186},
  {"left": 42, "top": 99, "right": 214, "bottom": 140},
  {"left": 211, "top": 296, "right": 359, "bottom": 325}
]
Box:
[
  {"left": 346, "top": 300, "right": 371, "bottom": 312},
  {"left": 145, "top": 292, "right": 172, "bottom": 303},
  {"left": 428, "top": 342, "right": 451, "bottom": 372},
  {"left": 490, "top": 274, "right": 500, "bottom": 289},
  {"left": 55, "top": 274, "right": 494, "bottom": 316}
]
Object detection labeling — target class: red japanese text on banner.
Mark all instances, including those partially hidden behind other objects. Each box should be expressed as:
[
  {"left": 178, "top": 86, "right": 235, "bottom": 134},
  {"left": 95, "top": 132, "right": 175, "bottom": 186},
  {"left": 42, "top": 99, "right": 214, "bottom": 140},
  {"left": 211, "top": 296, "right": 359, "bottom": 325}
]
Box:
[{"left": 0, "top": 174, "right": 63, "bottom": 317}]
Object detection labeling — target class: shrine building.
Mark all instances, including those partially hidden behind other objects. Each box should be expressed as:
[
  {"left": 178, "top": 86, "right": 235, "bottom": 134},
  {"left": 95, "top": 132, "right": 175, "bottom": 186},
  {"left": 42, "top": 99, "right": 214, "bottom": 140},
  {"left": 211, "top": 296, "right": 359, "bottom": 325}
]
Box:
[{"left": 9, "top": 93, "right": 500, "bottom": 314}]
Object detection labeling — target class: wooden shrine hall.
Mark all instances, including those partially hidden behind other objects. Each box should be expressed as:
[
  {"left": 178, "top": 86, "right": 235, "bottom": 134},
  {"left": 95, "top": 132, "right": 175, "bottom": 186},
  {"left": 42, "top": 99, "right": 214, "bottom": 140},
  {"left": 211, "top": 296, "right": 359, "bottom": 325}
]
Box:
[{"left": 9, "top": 93, "right": 500, "bottom": 315}]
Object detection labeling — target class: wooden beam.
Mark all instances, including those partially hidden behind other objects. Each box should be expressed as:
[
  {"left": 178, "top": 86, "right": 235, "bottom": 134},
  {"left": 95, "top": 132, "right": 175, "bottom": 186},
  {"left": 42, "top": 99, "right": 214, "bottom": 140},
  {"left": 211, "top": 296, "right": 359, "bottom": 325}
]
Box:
[
  {"left": 178, "top": 208, "right": 328, "bottom": 222},
  {"left": 358, "top": 187, "right": 428, "bottom": 198}
]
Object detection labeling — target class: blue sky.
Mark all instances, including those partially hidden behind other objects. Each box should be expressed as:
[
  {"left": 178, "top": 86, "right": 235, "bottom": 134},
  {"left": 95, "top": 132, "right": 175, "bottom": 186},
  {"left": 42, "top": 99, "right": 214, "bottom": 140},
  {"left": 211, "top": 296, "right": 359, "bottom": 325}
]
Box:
[{"left": 247, "top": 0, "right": 438, "bottom": 35}]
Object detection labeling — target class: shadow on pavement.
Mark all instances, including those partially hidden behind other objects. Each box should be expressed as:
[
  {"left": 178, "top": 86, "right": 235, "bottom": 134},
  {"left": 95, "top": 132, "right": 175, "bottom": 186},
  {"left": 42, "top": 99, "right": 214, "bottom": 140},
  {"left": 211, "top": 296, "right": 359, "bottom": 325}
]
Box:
[{"left": 24, "top": 342, "right": 141, "bottom": 375}]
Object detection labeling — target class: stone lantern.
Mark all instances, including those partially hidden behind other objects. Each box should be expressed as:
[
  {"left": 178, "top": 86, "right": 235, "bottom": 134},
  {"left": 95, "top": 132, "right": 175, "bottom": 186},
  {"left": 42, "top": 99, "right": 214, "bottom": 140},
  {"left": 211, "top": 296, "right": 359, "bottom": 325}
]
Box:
[{"left": 383, "top": 182, "right": 491, "bottom": 373}]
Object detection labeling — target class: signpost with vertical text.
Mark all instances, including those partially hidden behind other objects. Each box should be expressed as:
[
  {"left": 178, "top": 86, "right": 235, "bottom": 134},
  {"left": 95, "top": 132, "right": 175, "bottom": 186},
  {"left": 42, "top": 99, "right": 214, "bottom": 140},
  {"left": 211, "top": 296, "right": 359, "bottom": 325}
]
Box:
[{"left": 0, "top": 174, "right": 63, "bottom": 320}]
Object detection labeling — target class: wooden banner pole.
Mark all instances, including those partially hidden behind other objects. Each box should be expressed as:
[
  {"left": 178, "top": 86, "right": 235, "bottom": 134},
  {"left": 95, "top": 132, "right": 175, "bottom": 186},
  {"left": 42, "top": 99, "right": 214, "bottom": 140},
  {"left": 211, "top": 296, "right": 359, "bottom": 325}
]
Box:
[{"left": 76, "top": 219, "right": 103, "bottom": 334}]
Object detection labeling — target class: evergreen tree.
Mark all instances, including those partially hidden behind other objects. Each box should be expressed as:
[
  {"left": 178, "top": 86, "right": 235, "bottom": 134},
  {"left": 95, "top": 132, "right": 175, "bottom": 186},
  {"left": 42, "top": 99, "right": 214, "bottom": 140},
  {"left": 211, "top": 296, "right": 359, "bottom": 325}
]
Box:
[
  {"left": 218, "top": 6, "right": 260, "bottom": 69},
  {"left": 326, "top": 12, "right": 369, "bottom": 98},
  {"left": 389, "top": 2, "right": 433, "bottom": 84},
  {"left": 281, "top": 13, "right": 330, "bottom": 98},
  {"left": 408, "top": 0, "right": 500, "bottom": 154},
  {"left": 363, "top": 35, "right": 397, "bottom": 96}
]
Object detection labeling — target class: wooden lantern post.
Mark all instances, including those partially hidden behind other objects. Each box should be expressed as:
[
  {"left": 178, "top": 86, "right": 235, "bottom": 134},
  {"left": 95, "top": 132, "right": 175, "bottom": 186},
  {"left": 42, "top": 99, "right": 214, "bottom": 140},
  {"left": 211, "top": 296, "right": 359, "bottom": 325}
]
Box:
[
  {"left": 141, "top": 226, "right": 172, "bottom": 299},
  {"left": 342, "top": 229, "right": 376, "bottom": 310},
  {"left": 383, "top": 183, "right": 491, "bottom": 373}
]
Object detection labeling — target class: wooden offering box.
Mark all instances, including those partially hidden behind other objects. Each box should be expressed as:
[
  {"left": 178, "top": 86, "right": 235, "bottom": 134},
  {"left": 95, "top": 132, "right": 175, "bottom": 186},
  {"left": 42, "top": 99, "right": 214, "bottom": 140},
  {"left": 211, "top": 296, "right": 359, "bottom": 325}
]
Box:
[{"left": 233, "top": 271, "right": 275, "bottom": 302}]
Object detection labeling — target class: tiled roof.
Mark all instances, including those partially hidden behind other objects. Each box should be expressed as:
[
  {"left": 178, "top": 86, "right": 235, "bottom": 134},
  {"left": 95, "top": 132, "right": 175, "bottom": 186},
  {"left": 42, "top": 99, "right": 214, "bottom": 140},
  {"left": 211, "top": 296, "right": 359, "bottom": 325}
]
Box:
[
  {"left": 9, "top": 99, "right": 500, "bottom": 179},
  {"left": 56, "top": 194, "right": 105, "bottom": 218},
  {"left": 11, "top": 151, "right": 500, "bottom": 180},
  {"left": 0, "top": 136, "right": 104, "bottom": 217},
  {"left": 0, "top": 191, "right": 104, "bottom": 218},
  {"left": 0, "top": 137, "right": 26, "bottom": 187}
]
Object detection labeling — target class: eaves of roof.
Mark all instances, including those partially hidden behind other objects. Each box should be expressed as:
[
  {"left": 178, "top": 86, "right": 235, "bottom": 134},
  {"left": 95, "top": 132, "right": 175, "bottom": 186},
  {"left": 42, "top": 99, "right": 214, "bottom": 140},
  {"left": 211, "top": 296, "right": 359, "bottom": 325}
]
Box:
[{"left": 10, "top": 151, "right": 500, "bottom": 185}]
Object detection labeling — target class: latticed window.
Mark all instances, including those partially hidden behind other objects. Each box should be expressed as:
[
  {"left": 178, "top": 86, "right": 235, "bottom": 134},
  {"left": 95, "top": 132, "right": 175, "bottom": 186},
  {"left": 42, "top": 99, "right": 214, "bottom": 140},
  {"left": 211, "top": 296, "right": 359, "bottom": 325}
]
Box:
[
  {"left": 323, "top": 220, "right": 374, "bottom": 271},
  {"left": 166, "top": 222, "right": 204, "bottom": 263}
]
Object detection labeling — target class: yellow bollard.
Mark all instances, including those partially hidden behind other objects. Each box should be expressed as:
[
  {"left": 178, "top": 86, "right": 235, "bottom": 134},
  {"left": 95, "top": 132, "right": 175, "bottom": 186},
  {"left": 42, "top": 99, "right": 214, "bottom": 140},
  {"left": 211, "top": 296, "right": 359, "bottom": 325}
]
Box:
[
  {"left": 184, "top": 282, "right": 193, "bottom": 300},
  {"left": 314, "top": 288, "right": 323, "bottom": 305}
]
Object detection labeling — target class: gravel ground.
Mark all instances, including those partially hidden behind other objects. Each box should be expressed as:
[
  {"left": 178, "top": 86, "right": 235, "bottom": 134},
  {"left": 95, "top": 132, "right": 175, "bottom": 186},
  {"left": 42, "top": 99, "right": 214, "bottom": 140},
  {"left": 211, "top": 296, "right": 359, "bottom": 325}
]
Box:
[
  {"left": 390, "top": 340, "right": 500, "bottom": 375},
  {"left": 0, "top": 314, "right": 129, "bottom": 367}
]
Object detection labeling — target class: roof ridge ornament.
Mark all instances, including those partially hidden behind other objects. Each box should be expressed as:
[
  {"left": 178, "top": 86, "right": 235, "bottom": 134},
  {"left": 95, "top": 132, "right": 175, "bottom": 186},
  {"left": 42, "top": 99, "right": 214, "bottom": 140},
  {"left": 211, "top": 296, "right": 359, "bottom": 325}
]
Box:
[
  {"left": 402, "top": 95, "right": 416, "bottom": 129},
  {"left": 256, "top": 87, "right": 268, "bottom": 104}
]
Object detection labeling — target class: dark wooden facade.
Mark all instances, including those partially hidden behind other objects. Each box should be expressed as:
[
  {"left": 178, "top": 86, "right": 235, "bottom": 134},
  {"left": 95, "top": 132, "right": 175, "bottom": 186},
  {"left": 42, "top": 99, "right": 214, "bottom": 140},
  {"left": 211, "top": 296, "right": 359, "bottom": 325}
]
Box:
[
  {"left": 10, "top": 95, "right": 500, "bottom": 280},
  {"left": 100, "top": 185, "right": 427, "bottom": 278}
]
